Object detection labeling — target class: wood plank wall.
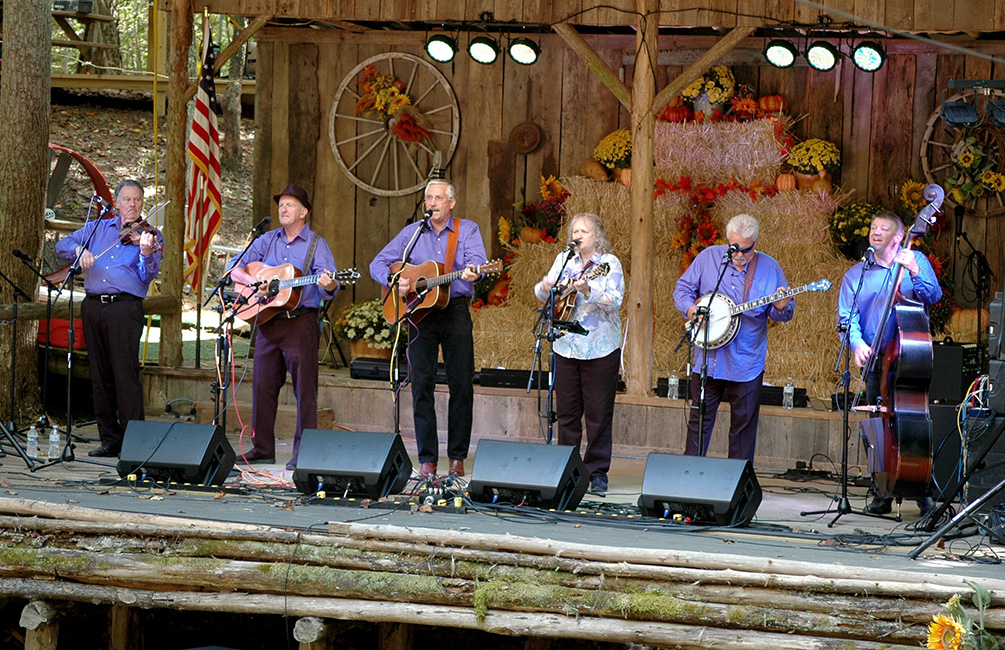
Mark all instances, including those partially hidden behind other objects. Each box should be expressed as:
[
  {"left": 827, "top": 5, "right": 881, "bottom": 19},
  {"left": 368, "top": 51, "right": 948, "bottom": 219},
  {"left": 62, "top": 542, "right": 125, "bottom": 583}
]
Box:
[{"left": 254, "top": 28, "right": 1005, "bottom": 318}]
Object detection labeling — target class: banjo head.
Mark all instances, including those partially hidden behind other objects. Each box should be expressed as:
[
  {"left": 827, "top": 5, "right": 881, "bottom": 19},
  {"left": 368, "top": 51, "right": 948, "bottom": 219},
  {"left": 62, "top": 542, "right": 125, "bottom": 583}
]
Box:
[{"left": 691, "top": 293, "right": 740, "bottom": 350}]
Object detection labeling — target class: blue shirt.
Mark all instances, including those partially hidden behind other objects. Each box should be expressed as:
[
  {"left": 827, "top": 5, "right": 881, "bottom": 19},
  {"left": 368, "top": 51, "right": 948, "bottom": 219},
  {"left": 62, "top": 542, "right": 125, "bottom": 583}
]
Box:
[
  {"left": 227, "top": 223, "right": 338, "bottom": 308},
  {"left": 534, "top": 251, "right": 624, "bottom": 360},
  {"left": 55, "top": 216, "right": 163, "bottom": 298},
  {"left": 673, "top": 244, "right": 794, "bottom": 382},
  {"left": 838, "top": 249, "right": 942, "bottom": 352},
  {"left": 369, "top": 217, "right": 487, "bottom": 299}
]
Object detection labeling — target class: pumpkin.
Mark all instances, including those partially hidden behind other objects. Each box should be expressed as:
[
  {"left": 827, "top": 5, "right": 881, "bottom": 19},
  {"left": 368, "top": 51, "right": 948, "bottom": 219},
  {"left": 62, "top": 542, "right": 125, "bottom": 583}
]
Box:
[
  {"left": 579, "top": 158, "right": 610, "bottom": 181},
  {"left": 811, "top": 176, "right": 833, "bottom": 194},
  {"left": 758, "top": 95, "right": 787, "bottom": 113},
  {"left": 659, "top": 103, "right": 693, "bottom": 123},
  {"left": 519, "top": 225, "right": 545, "bottom": 244},
  {"left": 775, "top": 173, "right": 797, "bottom": 191},
  {"left": 616, "top": 167, "right": 632, "bottom": 187},
  {"left": 486, "top": 277, "right": 511, "bottom": 306},
  {"left": 945, "top": 308, "right": 990, "bottom": 341}
]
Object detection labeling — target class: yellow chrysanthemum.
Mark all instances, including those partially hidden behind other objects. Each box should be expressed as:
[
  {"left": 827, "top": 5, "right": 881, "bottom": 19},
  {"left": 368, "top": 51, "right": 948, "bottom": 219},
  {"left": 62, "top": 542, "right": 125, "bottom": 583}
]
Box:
[
  {"left": 498, "top": 216, "right": 512, "bottom": 247},
  {"left": 540, "top": 175, "right": 563, "bottom": 200},
  {"left": 927, "top": 614, "right": 966, "bottom": 650},
  {"left": 899, "top": 180, "right": 927, "bottom": 210}
]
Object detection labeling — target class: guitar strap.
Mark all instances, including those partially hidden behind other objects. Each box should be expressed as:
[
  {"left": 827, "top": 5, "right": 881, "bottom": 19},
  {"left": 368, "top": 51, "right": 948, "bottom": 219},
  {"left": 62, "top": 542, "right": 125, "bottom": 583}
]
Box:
[
  {"left": 742, "top": 252, "right": 758, "bottom": 302},
  {"left": 444, "top": 218, "right": 460, "bottom": 276},
  {"left": 304, "top": 233, "right": 321, "bottom": 273}
]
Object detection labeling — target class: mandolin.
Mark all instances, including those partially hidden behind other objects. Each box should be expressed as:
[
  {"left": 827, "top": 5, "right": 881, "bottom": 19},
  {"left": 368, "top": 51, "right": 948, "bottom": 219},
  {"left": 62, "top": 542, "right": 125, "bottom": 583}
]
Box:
[
  {"left": 233, "top": 262, "right": 360, "bottom": 325},
  {"left": 551, "top": 262, "right": 611, "bottom": 321}
]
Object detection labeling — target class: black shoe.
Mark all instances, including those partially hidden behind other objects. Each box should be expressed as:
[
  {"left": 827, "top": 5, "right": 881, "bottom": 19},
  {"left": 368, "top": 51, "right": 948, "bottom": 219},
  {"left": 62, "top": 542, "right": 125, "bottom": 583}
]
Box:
[
  {"left": 864, "top": 496, "right": 893, "bottom": 515},
  {"left": 241, "top": 450, "right": 275, "bottom": 464},
  {"left": 286, "top": 459, "right": 297, "bottom": 471},
  {"left": 916, "top": 496, "right": 935, "bottom": 516},
  {"left": 589, "top": 476, "right": 608, "bottom": 497},
  {"left": 88, "top": 444, "right": 120, "bottom": 458}
]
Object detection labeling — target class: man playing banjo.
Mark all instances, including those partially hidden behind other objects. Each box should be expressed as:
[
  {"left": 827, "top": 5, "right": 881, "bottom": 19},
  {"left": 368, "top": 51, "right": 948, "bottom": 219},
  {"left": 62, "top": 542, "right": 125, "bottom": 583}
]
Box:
[{"left": 672, "top": 213, "right": 794, "bottom": 461}]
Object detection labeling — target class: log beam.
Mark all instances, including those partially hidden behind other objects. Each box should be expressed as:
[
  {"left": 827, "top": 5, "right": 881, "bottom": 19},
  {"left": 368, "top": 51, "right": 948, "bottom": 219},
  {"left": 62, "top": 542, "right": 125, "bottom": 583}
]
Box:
[
  {"left": 552, "top": 23, "right": 631, "bottom": 112},
  {"left": 182, "top": 14, "right": 272, "bottom": 104}
]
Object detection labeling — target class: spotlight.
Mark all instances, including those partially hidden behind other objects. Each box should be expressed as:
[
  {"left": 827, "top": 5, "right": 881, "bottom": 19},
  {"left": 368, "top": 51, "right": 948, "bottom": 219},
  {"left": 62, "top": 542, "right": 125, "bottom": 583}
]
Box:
[
  {"left": 852, "top": 40, "right": 885, "bottom": 72},
  {"left": 805, "top": 41, "right": 839, "bottom": 72},
  {"left": 508, "top": 37, "right": 540, "bottom": 65},
  {"left": 942, "top": 100, "right": 981, "bottom": 128},
  {"left": 764, "top": 40, "right": 798, "bottom": 68},
  {"left": 988, "top": 98, "right": 1005, "bottom": 127},
  {"left": 468, "top": 35, "right": 500, "bottom": 65},
  {"left": 425, "top": 34, "right": 458, "bottom": 63}
]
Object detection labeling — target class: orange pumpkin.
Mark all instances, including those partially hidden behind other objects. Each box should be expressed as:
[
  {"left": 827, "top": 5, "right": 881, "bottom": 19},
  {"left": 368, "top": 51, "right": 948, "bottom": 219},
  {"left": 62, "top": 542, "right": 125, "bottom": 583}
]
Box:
[
  {"left": 659, "top": 104, "right": 693, "bottom": 123},
  {"left": 758, "top": 95, "right": 787, "bottom": 113},
  {"left": 519, "top": 225, "right": 544, "bottom": 244},
  {"left": 775, "top": 173, "right": 797, "bottom": 191}
]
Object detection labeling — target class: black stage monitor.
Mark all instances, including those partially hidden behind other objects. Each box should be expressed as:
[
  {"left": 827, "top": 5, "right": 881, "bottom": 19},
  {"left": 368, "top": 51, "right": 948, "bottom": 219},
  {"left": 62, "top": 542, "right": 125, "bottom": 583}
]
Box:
[
  {"left": 117, "top": 421, "right": 235, "bottom": 486},
  {"left": 468, "top": 439, "right": 589, "bottom": 511},
  {"left": 638, "top": 453, "right": 762, "bottom": 527},
  {"left": 293, "top": 429, "right": 412, "bottom": 498}
]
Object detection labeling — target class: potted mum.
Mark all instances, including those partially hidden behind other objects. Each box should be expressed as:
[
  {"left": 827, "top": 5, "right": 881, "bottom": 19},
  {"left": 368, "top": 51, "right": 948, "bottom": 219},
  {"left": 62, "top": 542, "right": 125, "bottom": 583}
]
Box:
[
  {"left": 682, "top": 65, "right": 736, "bottom": 116},
  {"left": 593, "top": 128, "right": 633, "bottom": 185},
  {"left": 786, "top": 138, "right": 841, "bottom": 190},
  {"left": 334, "top": 298, "right": 393, "bottom": 358}
]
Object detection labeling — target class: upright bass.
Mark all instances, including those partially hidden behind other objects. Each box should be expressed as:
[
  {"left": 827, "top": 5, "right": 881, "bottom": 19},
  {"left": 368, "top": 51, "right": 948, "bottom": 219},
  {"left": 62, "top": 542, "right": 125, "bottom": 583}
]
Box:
[{"left": 860, "top": 184, "right": 944, "bottom": 500}]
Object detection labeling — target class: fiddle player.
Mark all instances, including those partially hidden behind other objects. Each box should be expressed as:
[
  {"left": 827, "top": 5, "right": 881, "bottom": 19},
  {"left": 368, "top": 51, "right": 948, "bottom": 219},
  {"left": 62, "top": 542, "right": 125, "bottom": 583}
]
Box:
[
  {"left": 837, "top": 211, "right": 941, "bottom": 515},
  {"left": 368, "top": 179, "right": 486, "bottom": 478},
  {"left": 533, "top": 213, "right": 624, "bottom": 497},
  {"left": 55, "top": 179, "right": 164, "bottom": 458},
  {"left": 672, "top": 213, "right": 794, "bottom": 462},
  {"left": 227, "top": 183, "right": 340, "bottom": 470}
]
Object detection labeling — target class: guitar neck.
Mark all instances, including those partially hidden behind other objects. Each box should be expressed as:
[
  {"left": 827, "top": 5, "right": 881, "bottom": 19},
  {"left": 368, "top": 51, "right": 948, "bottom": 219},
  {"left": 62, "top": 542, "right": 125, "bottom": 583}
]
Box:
[
  {"left": 731, "top": 285, "right": 808, "bottom": 316},
  {"left": 428, "top": 268, "right": 466, "bottom": 289},
  {"left": 283, "top": 272, "right": 329, "bottom": 289}
]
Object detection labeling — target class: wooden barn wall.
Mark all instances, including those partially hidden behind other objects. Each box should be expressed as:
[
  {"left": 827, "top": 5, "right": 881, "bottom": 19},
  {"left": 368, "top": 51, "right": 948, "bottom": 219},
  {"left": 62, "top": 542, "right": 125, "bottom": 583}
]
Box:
[
  {"left": 190, "top": 0, "right": 1004, "bottom": 32},
  {"left": 253, "top": 29, "right": 1005, "bottom": 317}
]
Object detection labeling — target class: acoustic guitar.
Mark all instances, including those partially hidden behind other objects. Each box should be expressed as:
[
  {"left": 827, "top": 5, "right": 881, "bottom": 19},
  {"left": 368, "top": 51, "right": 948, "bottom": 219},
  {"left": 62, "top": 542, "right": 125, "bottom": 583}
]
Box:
[
  {"left": 382, "top": 259, "right": 503, "bottom": 324},
  {"left": 233, "top": 262, "right": 360, "bottom": 325},
  {"left": 552, "top": 262, "right": 611, "bottom": 321}
]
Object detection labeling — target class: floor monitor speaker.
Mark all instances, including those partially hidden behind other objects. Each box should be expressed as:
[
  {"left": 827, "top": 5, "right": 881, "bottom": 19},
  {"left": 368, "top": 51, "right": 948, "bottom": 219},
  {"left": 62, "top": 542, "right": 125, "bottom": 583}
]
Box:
[
  {"left": 638, "top": 453, "right": 761, "bottom": 526},
  {"left": 292, "top": 430, "right": 412, "bottom": 498},
  {"left": 116, "top": 421, "right": 235, "bottom": 486},
  {"left": 468, "top": 439, "right": 589, "bottom": 511}
]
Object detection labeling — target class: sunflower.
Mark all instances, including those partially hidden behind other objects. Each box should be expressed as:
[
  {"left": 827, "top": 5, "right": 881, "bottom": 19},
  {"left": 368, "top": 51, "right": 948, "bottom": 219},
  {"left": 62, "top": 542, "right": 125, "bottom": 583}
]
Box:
[
  {"left": 899, "top": 180, "right": 927, "bottom": 210},
  {"left": 958, "top": 151, "right": 976, "bottom": 168},
  {"left": 695, "top": 221, "right": 719, "bottom": 246},
  {"left": 984, "top": 171, "right": 1005, "bottom": 192},
  {"left": 927, "top": 614, "right": 966, "bottom": 650},
  {"left": 540, "top": 175, "right": 563, "bottom": 200}
]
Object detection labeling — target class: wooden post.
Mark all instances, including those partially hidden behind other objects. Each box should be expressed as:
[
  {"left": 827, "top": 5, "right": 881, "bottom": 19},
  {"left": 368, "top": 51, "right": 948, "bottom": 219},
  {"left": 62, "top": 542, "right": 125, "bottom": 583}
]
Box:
[
  {"left": 293, "top": 616, "right": 331, "bottom": 650},
  {"left": 378, "top": 622, "right": 413, "bottom": 650},
  {"left": 110, "top": 604, "right": 141, "bottom": 650},
  {"left": 20, "top": 600, "right": 60, "bottom": 650},
  {"left": 161, "top": 0, "right": 193, "bottom": 368},
  {"left": 625, "top": 0, "right": 659, "bottom": 396}
]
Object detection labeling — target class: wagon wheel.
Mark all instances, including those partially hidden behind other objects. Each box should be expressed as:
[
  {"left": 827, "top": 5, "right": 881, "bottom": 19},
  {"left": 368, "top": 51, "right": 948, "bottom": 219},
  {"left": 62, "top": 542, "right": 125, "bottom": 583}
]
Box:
[
  {"left": 920, "top": 90, "right": 1005, "bottom": 218},
  {"left": 329, "top": 52, "right": 460, "bottom": 197}
]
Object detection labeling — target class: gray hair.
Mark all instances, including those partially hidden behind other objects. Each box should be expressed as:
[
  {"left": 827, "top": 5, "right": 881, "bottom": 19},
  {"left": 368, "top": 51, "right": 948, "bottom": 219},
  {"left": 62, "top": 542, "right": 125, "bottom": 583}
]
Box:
[
  {"left": 568, "top": 212, "right": 612, "bottom": 255},
  {"left": 425, "top": 179, "right": 456, "bottom": 200},
  {"left": 114, "top": 179, "right": 144, "bottom": 200},
  {"left": 726, "top": 213, "right": 759, "bottom": 240}
]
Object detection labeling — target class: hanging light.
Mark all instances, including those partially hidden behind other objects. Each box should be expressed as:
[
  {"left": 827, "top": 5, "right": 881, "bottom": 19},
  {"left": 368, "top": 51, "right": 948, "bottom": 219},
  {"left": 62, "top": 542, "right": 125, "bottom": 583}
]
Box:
[
  {"left": 764, "top": 39, "right": 799, "bottom": 68},
  {"left": 508, "top": 37, "right": 540, "bottom": 65},
  {"left": 805, "top": 41, "right": 839, "bottom": 72},
  {"left": 852, "top": 40, "right": 885, "bottom": 72},
  {"left": 987, "top": 98, "right": 1005, "bottom": 127},
  {"left": 941, "top": 100, "right": 981, "bottom": 128},
  {"left": 468, "top": 35, "right": 500, "bottom": 65},
  {"left": 425, "top": 34, "right": 458, "bottom": 63}
]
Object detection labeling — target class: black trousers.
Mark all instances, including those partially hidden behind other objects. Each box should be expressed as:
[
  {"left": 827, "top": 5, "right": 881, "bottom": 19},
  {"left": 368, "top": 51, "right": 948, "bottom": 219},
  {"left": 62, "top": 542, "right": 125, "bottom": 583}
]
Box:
[
  {"left": 554, "top": 349, "right": 620, "bottom": 480},
  {"left": 685, "top": 371, "right": 764, "bottom": 461},
  {"left": 80, "top": 297, "right": 146, "bottom": 449}
]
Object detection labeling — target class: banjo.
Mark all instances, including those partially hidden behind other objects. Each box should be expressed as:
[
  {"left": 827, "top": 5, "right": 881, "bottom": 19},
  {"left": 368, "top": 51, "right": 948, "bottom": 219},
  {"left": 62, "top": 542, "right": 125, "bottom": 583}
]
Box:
[{"left": 687, "top": 278, "right": 831, "bottom": 350}]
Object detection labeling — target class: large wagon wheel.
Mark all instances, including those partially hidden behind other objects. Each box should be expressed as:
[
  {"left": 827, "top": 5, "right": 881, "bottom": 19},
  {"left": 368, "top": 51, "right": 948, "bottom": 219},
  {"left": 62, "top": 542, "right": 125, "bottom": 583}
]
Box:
[
  {"left": 920, "top": 90, "right": 1005, "bottom": 218},
  {"left": 329, "top": 52, "right": 460, "bottom": 197}
]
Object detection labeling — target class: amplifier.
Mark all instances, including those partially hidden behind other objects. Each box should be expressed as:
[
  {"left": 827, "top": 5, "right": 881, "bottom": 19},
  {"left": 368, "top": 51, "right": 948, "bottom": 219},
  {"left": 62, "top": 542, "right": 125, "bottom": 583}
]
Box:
[
  {"left": 479, "top": 368, "right": 549, "bottom": 389},
  {"left": 349, "top": 357, "right": 448, "bottom": 384},
  {"left": 53, "top": 0, "right": 93, "bottom": 12},
  {"left": 930, "top": 341, "right": 982, "bottom": 404}
]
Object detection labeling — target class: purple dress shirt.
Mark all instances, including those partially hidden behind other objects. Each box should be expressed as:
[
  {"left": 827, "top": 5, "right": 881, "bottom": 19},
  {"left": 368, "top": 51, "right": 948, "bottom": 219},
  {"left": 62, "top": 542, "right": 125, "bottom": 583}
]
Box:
[
  {"left": 369, "top": 217, "right": 487, "bottom": 298},
  {"left": 673, "top": 244, "right": 794, "bottom": 382},
  {"left": 55, "top": 216, "right": 163, "bottom": 297}
]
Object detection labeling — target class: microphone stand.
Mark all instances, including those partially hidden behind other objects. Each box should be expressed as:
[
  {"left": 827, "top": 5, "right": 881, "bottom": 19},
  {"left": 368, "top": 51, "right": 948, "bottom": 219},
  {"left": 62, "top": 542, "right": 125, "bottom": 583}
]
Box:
[
  {"left": 955, "top": 226, "right": 992, "bottom": 371},
  {"left": 0, "top": 268, "right": 36, "bottom": 468}
]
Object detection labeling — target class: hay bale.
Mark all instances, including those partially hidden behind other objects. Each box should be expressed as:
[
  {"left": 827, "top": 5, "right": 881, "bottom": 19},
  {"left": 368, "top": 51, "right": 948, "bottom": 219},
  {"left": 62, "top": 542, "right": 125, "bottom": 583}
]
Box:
[{"left": 654, "top": 120, "right": 785, "bottom": 186}]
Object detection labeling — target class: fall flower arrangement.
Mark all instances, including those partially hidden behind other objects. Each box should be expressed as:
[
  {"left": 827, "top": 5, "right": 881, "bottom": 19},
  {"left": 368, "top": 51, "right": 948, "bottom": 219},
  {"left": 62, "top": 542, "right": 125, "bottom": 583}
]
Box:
[
  {"left": 334, "top": 298, "right": 393, "bottom": 349},
  {"left": 354, "top": 65, "right": 410, "bottom": 118},
  {"left": 682, "top": 65, "right": 736, "bottom": 104},
  {"left": 829, "top": 200, "right": 880, "bottom": 258},
  {"left": 787, "top": 138, "right": 841, "bottom": 175},
  {"left": 593, "top": 128, "right": 632, "bottom": 169},
  {"left": 944, "top": 137, "right": 1005, "bottom": 203},
  {"left": 926, "top": 582, "right": 999, "bottom": 650}
]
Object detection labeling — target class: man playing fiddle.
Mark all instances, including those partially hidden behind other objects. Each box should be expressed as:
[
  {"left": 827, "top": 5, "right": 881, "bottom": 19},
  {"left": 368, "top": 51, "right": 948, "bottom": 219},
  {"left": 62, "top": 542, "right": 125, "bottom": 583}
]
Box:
[
  {"left": 55, "top": 179, "right": 164, "bottom": 458},
  {"left": 838, "top": 211, "right": 941, "bottom": 515}
]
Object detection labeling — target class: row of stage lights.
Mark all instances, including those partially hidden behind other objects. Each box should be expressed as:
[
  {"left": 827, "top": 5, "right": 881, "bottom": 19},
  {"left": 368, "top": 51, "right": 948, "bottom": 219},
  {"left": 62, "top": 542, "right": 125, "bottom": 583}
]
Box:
[
  {"left": 941, "top": 80, "right": 1005, "bottom": 128},
  {"left": 425, "top": 32, "right": 541, "bottom": 65},
  {"left": 763, "top": 37, "right": 886, "bottom": 72}
]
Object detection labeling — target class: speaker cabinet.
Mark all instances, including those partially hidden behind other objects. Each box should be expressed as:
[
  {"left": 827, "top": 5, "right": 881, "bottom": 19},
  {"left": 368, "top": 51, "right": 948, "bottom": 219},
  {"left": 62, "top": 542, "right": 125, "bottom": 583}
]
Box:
[
  {"left": 468, "top": 439, "right": 589, "bottom": 511},
  {"left": 989, "top": 292, "right": 1002, "bottom": 359},
  {"left": 638, "top": 453, "right": 762, "bottom": 527},
  {"left": 930, "top": 341, "right": 982, "bottom": 404},
  {"left": 292, "top": 430, "right": 412, "bottom": 498},
  {"left": 116, "top": 421, "right": 235, "bottom": 486}
]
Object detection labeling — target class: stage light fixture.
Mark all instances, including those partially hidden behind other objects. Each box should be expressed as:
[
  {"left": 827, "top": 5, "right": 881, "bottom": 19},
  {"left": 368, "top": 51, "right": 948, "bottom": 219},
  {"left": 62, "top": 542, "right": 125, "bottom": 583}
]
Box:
[
  {"left": 508, "top": 37, "right": 540, "bottom": 65},
  {"left": 941, "top": 100, "right": 980, "bottom": 128},
  {"left": 805, "top": 41, "right": 839, "bottom": 72},
  {"left": 987, "top": 98, "right": 1005, "bottom": 127},
  {"left": 764, "top": 39, "right": 798, "bottom": 68},
  {"left": 468, "top": 35, "right": 500, "bottom": 65},
  {"left": 425, "top": 34, "right": 458, "bottom": 63},
  {"left": 852, "top": 40, "right": 885, "bottom": 72}
]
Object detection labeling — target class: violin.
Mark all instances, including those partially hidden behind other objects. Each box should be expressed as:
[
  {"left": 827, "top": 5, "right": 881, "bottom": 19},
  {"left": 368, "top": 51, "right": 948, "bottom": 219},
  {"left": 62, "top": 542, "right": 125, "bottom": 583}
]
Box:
[{"left": 118, "top": 219, "right": 163, "bottom": 252}]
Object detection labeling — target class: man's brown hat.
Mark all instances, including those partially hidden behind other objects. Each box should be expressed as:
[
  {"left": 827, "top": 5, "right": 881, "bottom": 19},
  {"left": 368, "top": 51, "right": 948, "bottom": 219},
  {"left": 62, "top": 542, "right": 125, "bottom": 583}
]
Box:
[{"left": 273, "top": 183, "right": 312, "bottom": 212}]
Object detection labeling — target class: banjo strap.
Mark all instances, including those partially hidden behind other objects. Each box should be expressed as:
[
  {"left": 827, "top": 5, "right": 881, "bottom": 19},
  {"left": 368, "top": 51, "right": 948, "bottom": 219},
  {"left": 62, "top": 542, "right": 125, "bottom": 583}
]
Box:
[{"left": 742, "top": 252, "right": 758, "bottom": 302}]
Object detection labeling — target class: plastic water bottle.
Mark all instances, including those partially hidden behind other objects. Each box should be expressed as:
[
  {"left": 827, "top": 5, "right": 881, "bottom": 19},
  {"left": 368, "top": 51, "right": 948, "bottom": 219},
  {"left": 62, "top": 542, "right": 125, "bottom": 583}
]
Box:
[
  {"left": 47, "top": 426, "right": 61, "bottom": 460},
  {"left": 26, "top": 425, "right": 39, "bottom": 459},
  {"left": 783, "top": 380, "right": 795, "bottom": 409},
  {"left": 667, "top": 374, "right": 679, "bottom": 400}
]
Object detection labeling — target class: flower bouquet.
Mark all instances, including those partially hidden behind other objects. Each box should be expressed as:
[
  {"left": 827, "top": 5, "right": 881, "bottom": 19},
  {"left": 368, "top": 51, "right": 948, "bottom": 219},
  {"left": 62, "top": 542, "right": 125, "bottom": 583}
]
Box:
[
  {"left": 334, "top": 298, "right": 393, "bottom": 351},
  {"left": 944, "top": 137, "right": 1005, "bottom": 203},
  {"left": 787, "top": 138, "right": 841, "bottom": 175},
  {"left": 682, "top": 65, "right": 736, "bottom": 115},
  {"left": 593, "top": 128, "right": 632, "bottom": 170},
  {"left": 829, "top": 200, "right": 880, "bottom": 259}
]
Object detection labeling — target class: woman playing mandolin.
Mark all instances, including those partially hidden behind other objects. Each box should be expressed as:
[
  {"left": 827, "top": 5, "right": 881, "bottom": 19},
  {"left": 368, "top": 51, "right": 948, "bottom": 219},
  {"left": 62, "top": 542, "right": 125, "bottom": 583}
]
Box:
[{"left": 534, "top": 213, "right": 625, "bottom": 497}]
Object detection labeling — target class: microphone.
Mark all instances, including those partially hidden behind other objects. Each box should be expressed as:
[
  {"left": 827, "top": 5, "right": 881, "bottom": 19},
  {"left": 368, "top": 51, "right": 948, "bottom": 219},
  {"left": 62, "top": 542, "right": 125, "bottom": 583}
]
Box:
[
  {"left": 861, "top": 245, "right": 876, "bottom": 262},
  {"left": 566, "top": 239, "right": 581, "bottom": 252},
  {"left": 723, "top": 242, "right": 740, "bottom": 258},
  {"left": 423, "top": 209, "right": 433, "bottom": 220},
  {"left": 251, "top": 216, "right": 271, "bottom": 236},
  {"left": 94, "top": 194, "right": 118, "bottom": 215},
  {"left": 12, "top": 249, "right": 31, "bottom": 262}
]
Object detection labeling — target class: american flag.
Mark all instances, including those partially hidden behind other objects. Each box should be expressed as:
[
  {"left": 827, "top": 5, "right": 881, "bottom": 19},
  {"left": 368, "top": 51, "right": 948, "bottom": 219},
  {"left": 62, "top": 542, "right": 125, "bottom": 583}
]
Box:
[{"left": 184, "top": 22, "right": 223, "bottom": 290}]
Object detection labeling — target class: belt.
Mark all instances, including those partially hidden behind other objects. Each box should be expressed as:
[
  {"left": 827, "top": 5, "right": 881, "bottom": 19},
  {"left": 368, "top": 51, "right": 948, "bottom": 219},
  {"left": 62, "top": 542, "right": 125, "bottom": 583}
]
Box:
[
  {"left": 86, "top": 293, "right": 141, "bottom": 304},
  {"left": 281, "top": 307, "right": 317, "bottom": 319}
]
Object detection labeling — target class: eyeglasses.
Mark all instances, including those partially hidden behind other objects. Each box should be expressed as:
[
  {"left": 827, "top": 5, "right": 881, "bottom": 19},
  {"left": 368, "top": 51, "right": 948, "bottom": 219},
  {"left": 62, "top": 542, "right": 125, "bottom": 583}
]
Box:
[
  {"left": 424, "top": 194, "right": 452, "bottom": 202},
  {"left": 731, "top": 243, "right": 756, "bottom": 254}
]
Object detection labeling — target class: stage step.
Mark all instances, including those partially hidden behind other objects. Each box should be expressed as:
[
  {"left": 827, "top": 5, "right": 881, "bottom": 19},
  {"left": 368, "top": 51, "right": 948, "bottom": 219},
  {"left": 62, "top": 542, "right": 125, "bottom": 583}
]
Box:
[{"left": 190, "top": 400, "right": 335, "bottom": 434}]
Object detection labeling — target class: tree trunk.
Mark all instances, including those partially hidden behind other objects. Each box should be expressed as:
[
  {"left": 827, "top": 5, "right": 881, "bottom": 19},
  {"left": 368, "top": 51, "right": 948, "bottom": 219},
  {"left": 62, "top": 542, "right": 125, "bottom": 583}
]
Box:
[
  {"left": 222, "top": 15, "right": 247, "bottom": 173},
  {"left": 0, "top": 0, "right": 50, "bottom": 425}
]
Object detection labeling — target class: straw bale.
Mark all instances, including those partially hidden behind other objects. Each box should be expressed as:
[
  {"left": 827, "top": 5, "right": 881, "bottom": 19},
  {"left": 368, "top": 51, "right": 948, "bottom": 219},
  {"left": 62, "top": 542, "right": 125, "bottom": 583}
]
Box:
[{"left": 654, "top": 120, "right": 785, "bottom": 186}]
